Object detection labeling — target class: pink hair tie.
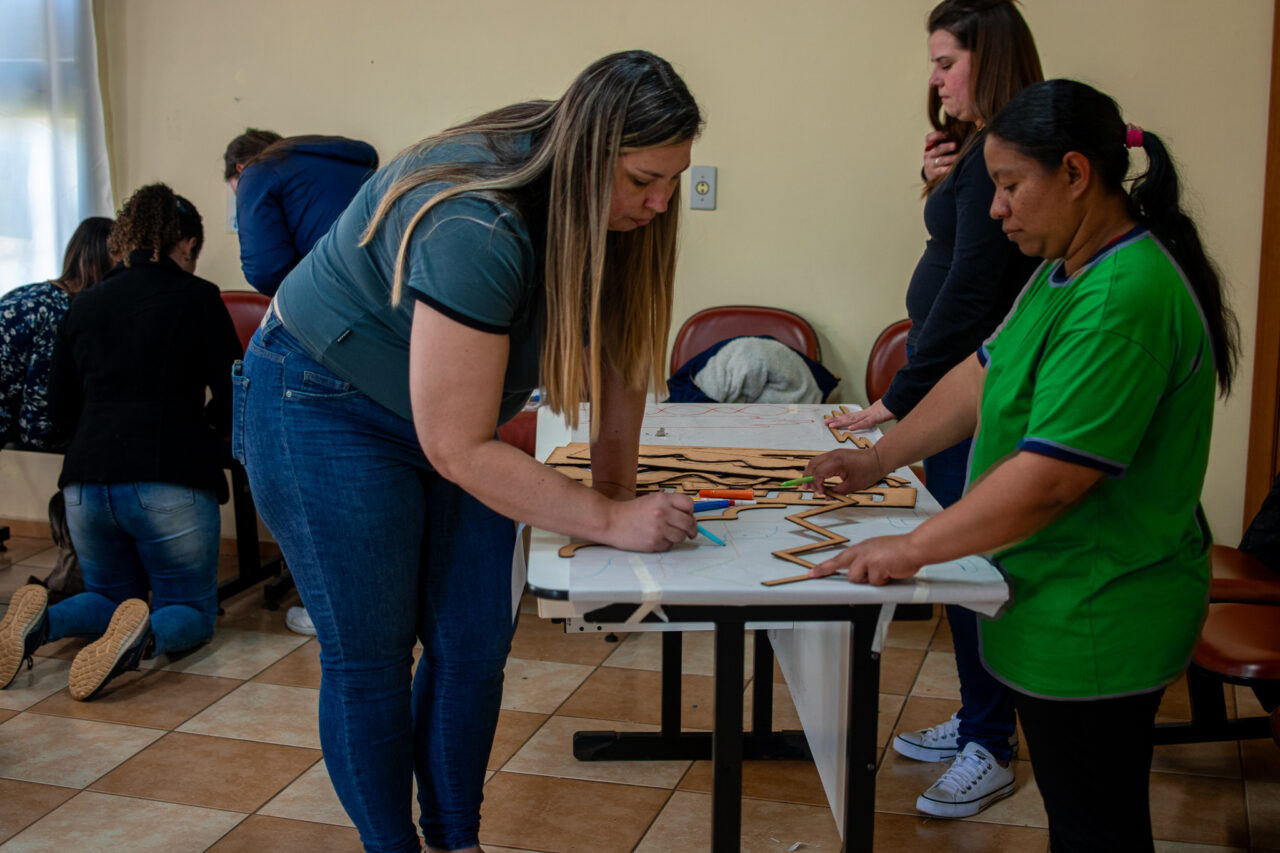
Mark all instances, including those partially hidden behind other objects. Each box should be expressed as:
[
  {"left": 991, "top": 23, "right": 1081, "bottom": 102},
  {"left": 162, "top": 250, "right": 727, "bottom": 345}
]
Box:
[{"left": 1124, "top": 123, "right": 1144, "bottom": 149}]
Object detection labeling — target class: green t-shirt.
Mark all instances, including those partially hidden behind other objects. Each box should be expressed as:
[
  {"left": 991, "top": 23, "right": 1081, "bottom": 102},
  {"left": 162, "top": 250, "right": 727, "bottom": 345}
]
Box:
[
  {"left": 275, "top": 136, "right": 546, "bottom": 425},
  {"left": 973, "top": 229, "right": 1213, "bottom": 698}
]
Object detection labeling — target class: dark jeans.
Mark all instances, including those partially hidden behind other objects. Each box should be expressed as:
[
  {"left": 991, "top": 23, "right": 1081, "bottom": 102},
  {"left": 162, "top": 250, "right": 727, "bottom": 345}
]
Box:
[
  {"left": 923, "top": 439, "right": 1018, "bottom": 763},
  {"left": 1014, "top": 688, "right": 1164, "bottom": 853},
  {"left": 233, "top": 312, "right": 517, "bottom": 852},
  {"left": 53, "top": 481, "right": 219, "bottom": 656}
]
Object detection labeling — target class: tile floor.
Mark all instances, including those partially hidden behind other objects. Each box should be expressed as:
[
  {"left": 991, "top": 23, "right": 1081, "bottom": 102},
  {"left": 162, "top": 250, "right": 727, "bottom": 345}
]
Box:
[{"left": 0, "top": 528, "right": 1276, "bottom": 852}]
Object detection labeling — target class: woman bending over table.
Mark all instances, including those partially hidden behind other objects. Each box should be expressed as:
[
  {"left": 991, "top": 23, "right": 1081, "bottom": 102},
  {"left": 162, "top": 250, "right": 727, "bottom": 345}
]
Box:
[{"left": 234, "top": 50, "right": 703, "bottom": 853}]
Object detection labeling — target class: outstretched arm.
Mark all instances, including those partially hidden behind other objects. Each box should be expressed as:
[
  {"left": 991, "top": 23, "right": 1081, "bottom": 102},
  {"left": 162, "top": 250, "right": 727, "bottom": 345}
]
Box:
[
  {"left": 810, "top": 449, "right": 1103, "bottom": 584},
  {"left": 806, "top": 354, "right": 985, "bottom": 496}
]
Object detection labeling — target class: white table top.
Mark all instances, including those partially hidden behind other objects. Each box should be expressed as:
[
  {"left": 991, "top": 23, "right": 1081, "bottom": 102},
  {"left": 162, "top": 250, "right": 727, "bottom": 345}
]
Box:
[{"left": 527, "top": 402, "right": 1008, "bottom": 617}]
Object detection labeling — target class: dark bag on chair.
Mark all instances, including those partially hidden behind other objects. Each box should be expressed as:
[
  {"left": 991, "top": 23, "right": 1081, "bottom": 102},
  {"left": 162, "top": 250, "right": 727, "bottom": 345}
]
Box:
[
  {"left": 1239, "top": 471, "right": 1280, "bottom": 574},
  {"left": 37, "top": 491, "right": 84, "bottom": 603}
]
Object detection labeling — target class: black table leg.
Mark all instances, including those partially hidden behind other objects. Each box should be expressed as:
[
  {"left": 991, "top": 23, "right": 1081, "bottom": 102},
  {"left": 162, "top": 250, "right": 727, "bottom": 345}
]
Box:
[
  {"left": 712, "top": 618, "right": 746, "bottom": 853},
  {"left": 572, "top": 628, "right": 809, "bottom": 763},
  {"left": 843, "top": 610, "right": 881, "bottom": 853},
  {"left": 752, "top": 629, "right": 774, "bottom": 736},
  {"left": 661, "top": 629, "right": 683, "bottom": 736}
]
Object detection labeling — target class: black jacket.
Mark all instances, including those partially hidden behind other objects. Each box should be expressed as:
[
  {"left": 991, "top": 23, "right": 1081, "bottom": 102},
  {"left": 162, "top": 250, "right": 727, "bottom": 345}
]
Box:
[
  {"left": 50, "top": 251, "right": 242, "bottom": 501},
  {"left": 883, "top": 137, "right": 1040, "bottom": 417}
]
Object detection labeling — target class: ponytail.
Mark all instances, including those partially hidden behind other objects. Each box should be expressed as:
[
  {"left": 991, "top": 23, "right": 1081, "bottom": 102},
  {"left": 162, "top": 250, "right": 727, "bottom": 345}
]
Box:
[
  {"left": 988, "top": 79, "right": 1239, "bottom": 395},
  {"left": 1129, "top": 130, "right": 1239, "bottom": 395}
]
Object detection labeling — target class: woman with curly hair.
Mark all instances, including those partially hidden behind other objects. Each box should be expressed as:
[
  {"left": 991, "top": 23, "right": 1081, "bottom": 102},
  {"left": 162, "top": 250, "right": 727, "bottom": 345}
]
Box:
[{"left": 0, "top": 184, "right": 242, "bottom": 702}]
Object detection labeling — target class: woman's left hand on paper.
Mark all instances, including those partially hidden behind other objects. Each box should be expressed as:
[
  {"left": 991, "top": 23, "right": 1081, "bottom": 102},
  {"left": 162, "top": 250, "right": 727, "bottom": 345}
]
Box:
[{"left": 809, "top": 534, "right": 922, "bottom": 586}]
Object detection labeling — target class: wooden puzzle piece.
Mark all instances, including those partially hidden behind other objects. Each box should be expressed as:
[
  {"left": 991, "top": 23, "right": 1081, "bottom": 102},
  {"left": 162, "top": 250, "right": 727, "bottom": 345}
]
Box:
[
  {"left": 825, "top": 406, "right": 874, "bottom": 448},
  {"left": 558, "top": 541, "right": 598, "bottom": 558},
  {"left": 769, "top": 495, "right": 858, "bottom": 571}
]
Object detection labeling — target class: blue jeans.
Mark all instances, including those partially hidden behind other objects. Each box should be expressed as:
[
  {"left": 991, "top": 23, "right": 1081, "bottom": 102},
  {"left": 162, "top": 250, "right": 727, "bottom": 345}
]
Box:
[
  {"left": 233, "top": 312, "right": 516, "bottom": 853},
  {"left": 923, "top": 440, "right": 1018, "bottom": 763},
  {"left": 51, "top": 482, "right": 219, "bottom": 656}
]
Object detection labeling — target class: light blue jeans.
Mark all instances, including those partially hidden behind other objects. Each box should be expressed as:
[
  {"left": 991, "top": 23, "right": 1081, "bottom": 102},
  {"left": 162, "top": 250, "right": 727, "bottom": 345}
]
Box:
[
  {"left": 51, "top": 482, "right": 220, "bottom": 656},
  {"left": 233, "top": 311, "right": 516, "bottom": 853}
]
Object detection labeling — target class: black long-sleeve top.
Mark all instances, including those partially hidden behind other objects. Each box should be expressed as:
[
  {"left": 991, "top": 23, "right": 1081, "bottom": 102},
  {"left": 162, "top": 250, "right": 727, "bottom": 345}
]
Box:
[
  {"left": 49, "top": 251, "right": 243, "bottom": 500},
  {"left": 881, "top": 134, "right": 1040, "bottom": 418}
]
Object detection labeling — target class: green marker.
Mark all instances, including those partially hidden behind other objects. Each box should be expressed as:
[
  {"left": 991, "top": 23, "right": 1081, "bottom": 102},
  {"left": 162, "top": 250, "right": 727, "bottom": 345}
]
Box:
[{"left": 779, "top": 475, "right": 815, "bottom": 488}]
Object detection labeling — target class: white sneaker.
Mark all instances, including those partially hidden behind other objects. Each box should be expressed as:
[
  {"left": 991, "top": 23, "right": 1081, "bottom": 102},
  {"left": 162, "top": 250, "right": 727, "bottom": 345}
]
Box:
[
  {"left": 916, "top": 741, "right": 1014, "bottom": 818},
  {"left": 285, "top": 606, "right": 317, "bottom": 636},
  {"left": 893, "top": 713, "right": 961, "bottom": 762},
  {"left": 893, "top": 713, "right": 1019, "bottom": 762}
]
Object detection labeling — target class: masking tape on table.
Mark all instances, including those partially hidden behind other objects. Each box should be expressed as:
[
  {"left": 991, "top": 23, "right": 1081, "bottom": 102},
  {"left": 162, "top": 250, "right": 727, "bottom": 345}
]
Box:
[
  {"left": 625, "top": 556, "right": 668, "bottom": 624},
  {"left": 872, "top": 602, "right": 897, "bottom": 655},
  {"left": 911, "top": 579, "right": 930, "bottom": 603}
]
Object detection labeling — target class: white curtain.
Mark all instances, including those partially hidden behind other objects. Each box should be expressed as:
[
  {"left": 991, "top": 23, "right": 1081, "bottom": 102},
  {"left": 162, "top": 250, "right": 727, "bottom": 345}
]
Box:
[{"left": 0, "top": 0, "right": 113, "bottom": 295}]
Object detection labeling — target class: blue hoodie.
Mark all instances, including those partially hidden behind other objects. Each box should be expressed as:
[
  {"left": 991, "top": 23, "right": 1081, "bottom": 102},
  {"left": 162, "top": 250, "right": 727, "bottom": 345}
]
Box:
[{"left": 235, "top": 136, "right": 378, "bottom": 295}]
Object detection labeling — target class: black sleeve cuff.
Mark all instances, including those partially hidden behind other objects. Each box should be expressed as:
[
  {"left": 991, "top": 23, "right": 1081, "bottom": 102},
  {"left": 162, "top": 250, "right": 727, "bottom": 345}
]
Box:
[{"left": 411, "top": 290, "right": 510, "bottom": 335}]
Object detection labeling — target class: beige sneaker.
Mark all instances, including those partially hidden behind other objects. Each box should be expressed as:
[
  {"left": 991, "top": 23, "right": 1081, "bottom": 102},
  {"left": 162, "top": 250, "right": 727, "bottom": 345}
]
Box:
[
  {"left": 68, "top": 599, "right": 152, "bottom": 701},
  {"left": 0, "top": 584, "right": 50, "bottom": 689}
]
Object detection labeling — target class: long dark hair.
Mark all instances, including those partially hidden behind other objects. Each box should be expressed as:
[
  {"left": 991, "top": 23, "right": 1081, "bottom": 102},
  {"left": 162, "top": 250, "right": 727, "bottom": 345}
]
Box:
[
  {"left": 174, "top": 194, "right": 204, "bottom": 261},
  {"left": 924, "top": 0, "right": 1042, "bottom": 195},
  {"left": 987, "top": 79, "right": 1239, "bottom": 395},
  {"left": 55, "top": 216, "right": 114, "bottom": 295}
]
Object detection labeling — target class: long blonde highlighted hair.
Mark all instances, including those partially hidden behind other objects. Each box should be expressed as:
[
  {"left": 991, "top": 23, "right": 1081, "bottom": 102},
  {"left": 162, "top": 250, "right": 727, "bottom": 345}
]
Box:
[{"left": 361, "top": 51, "right": 703, "bottom": 433}]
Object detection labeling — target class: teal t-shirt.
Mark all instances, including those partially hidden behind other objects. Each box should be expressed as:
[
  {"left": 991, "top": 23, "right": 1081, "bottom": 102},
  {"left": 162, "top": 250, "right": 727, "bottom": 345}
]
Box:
[
  {"left": 973, "top": 228, "right": 1213, "bottom": 698},
  {"left": 275, "top": 136, "right": 546, "bottom": 424}
]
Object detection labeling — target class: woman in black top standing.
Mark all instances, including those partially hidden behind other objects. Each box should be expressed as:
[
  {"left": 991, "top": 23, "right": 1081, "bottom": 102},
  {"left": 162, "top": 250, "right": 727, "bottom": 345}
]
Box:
[
  {"left": 828, "top": 0, "right": 1043, "bottom": 819},
  {"left": 0, "top": 185, "right": 242, "bottom": 701}
]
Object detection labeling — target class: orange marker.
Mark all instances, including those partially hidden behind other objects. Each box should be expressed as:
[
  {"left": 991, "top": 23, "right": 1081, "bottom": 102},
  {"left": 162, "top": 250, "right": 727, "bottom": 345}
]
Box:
[{"left": 697, "top": 489, "right": 754, "bottom": 500}]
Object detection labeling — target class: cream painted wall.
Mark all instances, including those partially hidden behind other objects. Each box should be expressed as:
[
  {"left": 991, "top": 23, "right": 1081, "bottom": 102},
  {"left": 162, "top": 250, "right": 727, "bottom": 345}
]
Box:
[{"left": 2, "top": 0, "right": 1270, "bottom": 544}]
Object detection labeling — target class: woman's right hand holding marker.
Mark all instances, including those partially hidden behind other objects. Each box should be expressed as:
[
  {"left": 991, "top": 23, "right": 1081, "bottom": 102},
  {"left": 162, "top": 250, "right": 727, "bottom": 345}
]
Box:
[{"left": 602, "top": 491, "right": 697, "bottom": 552}]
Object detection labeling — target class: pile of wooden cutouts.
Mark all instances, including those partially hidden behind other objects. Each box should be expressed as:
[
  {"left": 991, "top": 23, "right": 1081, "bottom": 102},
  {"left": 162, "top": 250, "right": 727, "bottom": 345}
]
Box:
[{"left": 548, "top": 426, "right": 916, "bottom": 584}]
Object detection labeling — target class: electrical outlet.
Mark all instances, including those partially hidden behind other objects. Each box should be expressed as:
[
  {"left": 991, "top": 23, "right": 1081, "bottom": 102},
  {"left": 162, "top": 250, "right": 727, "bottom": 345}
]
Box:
[{"left": 690, "top": 166, "right": 716, "bottom": 210}]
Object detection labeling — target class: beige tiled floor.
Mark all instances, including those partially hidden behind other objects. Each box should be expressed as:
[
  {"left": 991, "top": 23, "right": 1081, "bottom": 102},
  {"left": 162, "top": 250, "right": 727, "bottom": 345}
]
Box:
[{"left": 0, "top": 531, "right": 1276, "bottom": 851}]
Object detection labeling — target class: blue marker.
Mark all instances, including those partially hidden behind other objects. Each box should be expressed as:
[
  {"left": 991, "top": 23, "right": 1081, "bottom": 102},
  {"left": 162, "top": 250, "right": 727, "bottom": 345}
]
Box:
[
  {"left": 696, "top": 524, "right": 727, "bottom": 546},
  {"left": 693, "top": 499, "right": 732, "bottom": 512}
]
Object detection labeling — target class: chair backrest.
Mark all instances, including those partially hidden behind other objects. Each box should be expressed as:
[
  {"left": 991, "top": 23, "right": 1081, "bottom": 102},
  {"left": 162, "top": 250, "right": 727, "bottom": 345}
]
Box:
[
  {"left": 221, "top": 291, "right": 272, "bottom": 354},
  {"left": 669, "top": 305, "right": 821, "bottom": 375},
  {"left": 865, "top": 318, "right": 912, "bottom": 403}
]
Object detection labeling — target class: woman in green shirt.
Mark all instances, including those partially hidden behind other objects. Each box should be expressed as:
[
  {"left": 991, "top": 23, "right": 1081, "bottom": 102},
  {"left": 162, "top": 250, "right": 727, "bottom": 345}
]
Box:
[{"left": 804, "top": 80, "right": 1238, "bottom": 851}]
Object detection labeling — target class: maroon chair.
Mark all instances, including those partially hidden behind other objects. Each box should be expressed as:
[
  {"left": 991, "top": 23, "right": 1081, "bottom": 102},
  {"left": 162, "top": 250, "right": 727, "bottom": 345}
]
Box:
[
  {"left": 864, "top": 318, "right": 912, "bottom": 403},
  {"left": 669, "top": 305, "right": 821, "bottom": 376},
  {"left": 497, "top": 410, "right": 537, "bottom": 457},
  {"left": 1153, "top": 545, "right": 1280, "bottom": 745},
  {"left": 216, "top": 290, "right": 285, "bottom": 606},
  {"left": 864, "top": 318, "right": 924, "bottom": 482},
  {"left": 220, "top": 290, "right": 271, "bottom": 353}
]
